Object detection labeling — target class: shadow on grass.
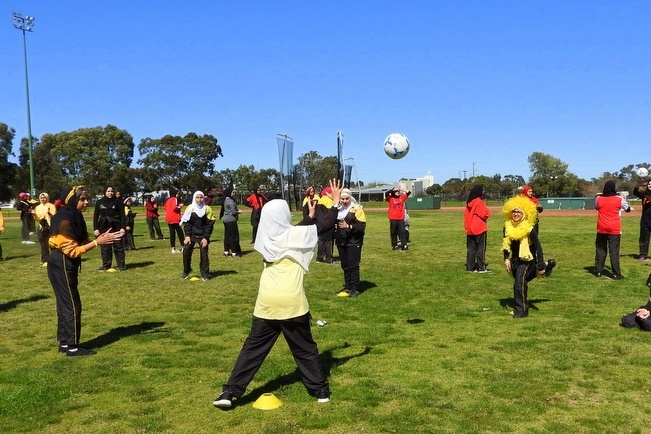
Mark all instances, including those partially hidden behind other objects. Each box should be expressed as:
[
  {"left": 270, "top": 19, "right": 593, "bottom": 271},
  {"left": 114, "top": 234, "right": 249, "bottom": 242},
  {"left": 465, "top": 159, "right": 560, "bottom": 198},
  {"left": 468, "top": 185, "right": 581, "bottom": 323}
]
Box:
[
  {"left": 211, "top": 270, "right": 237, "bottom": 278},
  {"left": 499, "top": 298, "right": 551, "bottom": 312},
  {"left": 2, "top": 254, "right": 32, "bottom": 262},
  {"left": 83, "top": 321, "right": 167, "bottom": 350},
  {"left": 122, "top": 261, "right": 156, "bottom": 270},
  {"left": 133, "top": 245, "right": 155, "bottom": 250},
  {"left": 358, "top": 280, "right": 377, "bottom": 295},
  {"left": 233, "top": 342, "right": 372, "bottom": 406},
  {"left": 0, "top": 294, "right": 49, "bottom": 313},
  {"left": 582, "top": 265, "right": 618, "bottom": 279}
]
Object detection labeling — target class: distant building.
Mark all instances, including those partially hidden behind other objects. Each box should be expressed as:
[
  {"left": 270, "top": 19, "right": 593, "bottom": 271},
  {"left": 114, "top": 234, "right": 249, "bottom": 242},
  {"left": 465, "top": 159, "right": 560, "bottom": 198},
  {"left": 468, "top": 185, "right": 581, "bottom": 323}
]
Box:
[{"left": 399, "top": 172, "right": 435, "bottom": 195}]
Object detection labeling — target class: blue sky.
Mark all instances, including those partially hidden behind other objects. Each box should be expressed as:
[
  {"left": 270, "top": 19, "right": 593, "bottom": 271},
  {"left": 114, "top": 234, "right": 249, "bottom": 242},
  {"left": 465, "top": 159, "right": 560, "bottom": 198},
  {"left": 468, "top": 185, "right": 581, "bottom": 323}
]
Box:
[{"left": 2, "top": 1, "right": 649, "bottom": 186}]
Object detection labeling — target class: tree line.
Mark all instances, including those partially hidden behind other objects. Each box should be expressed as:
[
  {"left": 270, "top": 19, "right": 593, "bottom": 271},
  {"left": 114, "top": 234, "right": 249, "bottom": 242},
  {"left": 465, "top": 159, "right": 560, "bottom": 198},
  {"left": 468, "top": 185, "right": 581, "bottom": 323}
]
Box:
[
  {"left": 426, "top": 152, "right": 649, "bottom": 201},
  {"left": 1, "top": 122, "right": 647, "bottom": 203}
]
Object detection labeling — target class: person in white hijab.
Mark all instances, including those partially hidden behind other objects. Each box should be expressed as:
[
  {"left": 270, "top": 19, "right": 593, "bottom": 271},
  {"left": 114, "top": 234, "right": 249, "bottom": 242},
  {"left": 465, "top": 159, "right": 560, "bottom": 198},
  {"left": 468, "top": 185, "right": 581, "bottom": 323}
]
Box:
[
  {"left": 214, "top": 179, "right": 342, "bottom": 409},
  {"left": 181, "top": 191, "right": 215, "bottom": 280}
]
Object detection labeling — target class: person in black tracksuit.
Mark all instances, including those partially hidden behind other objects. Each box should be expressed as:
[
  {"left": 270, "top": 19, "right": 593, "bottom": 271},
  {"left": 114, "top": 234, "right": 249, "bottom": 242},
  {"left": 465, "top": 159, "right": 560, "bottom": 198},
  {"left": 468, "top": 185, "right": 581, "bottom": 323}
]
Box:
[
  {"left": 622, "top": 273, "right": 651, "bottom": 330},
  {"left": 48, "top": 185, "right": 123, "bottom": 356},
  {"left": 633, "top": 180, "right": 651, "bottom": 261},
  {"left": 182, "top": 191, "right": 216, "bottom": 280},
  {"left": 93, "top": 186, "right": 127, "bottom": 271},
  {"left": 502, "top": 196, "right": 554, "bottom": 319},
  {"left": 334, "top": 189, "right": 366, "bottom": 297}
]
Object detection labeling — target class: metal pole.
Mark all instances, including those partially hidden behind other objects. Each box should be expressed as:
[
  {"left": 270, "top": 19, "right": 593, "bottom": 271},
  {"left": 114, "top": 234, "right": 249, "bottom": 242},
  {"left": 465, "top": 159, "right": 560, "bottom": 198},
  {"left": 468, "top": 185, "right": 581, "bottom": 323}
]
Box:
[{"left": 13, "top": 13, "right": 36, "bottom": 197}]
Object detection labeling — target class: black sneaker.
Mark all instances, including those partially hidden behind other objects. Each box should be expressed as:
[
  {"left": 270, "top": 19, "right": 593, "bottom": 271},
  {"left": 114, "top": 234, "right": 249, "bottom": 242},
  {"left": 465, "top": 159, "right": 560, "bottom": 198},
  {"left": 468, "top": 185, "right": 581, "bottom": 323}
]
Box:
[
  {"left": 348, "top": 290, "right": 360, "bottom": 298},
  {"left": 612, "top": 274, "right": 625, "bottom": 280},
  {"left": 213, "top": 391, "right": 235, "bottom": 409},
  {"left": 58, "top": 344, "right": 69, "bottom": 353},
  {"left": 66, "top": 346, "right": 96, "bottom": 357},
  {"left": 544, "top": 259, "right": 556, "bottom": 276},
  {"left": 97, "top": 267, "right": 108, "bottom": 272},
  {"left": 201, "top": 276, "right": 210, "bottom": 281},
  {"left": 513, "top": 311, "right": 529, "bottom": 319},
  {"left": 316, "top": 389, "right": 330, "bottom": 403},
  {"left": 181, "top": 273, "right": 190, "bottom": 280}
]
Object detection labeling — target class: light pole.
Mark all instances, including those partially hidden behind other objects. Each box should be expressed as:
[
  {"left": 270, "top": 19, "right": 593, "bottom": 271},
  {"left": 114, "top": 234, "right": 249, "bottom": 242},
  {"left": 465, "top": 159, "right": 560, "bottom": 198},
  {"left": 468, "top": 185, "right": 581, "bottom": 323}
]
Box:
[{"left": 13, "top": 12, "right": 36, "bottom": 197}]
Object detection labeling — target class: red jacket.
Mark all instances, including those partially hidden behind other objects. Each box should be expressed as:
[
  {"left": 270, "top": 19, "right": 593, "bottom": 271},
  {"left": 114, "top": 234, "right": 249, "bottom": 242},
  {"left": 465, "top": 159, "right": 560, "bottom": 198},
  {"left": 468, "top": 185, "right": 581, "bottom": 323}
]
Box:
[
  {"left": 145, "top": 200, "right": 160, "bottom": 219},
  {"left": 596, "top": 195, "right": 630, "bottom": 235},
  {"left": 245, "top": 193, "right": 267, "bottom": 210},
  {"left": 464, "top": 197, "right": 490, "bottom": 235},
  {"left": 387, "top": 193, "right": 409, "bottom": 220},
  {"left": 164, "top": 197, "right": 182, "bottom": 224}
]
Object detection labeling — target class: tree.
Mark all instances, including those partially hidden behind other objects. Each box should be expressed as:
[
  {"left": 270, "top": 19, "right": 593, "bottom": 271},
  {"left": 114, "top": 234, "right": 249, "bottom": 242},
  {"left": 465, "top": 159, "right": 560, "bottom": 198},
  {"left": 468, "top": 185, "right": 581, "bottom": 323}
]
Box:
[
  {"left": 138, "top": 132, "right": 222, "bottom": 192},
  {"left": 425, "top": 183, "right": 442, "bottom": 196},
  {"left": 0, "top": 123, "right": 18, "bottom": 201},
  {"left": 30, "top": 125, "right": 134, "bottom": 197},
  {"left": 527, "top": 152, "right": 580, "bottom": 197},
  {"left": 214, "top": 165, "right": 281, "bottom": 195},
  {"left": 295, "top": 151, "right": 338, "bottom": 191}
]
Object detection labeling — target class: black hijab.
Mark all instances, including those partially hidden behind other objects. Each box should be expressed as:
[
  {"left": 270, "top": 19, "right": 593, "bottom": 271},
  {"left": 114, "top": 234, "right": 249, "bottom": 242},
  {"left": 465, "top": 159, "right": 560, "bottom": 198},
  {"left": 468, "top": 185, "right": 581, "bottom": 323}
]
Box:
[
  {"left": 602, "top": 181, "right": 617, "bottom": 197},
  {"left": 467, "top": 184, "right": 484, "bottom": 204},
  {"left": 49, "top": 185, "right": 89, "bottom": 244}
]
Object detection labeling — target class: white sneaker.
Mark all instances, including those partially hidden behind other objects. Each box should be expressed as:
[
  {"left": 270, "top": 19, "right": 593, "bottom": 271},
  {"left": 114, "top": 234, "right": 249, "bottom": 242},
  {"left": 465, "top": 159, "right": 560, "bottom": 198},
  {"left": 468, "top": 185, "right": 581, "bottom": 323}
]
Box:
[
  {"left": 24, "top": 240, "right": 35, "bottom": 245},
  {"left": 171, "top": 248, "right": 179, "bottom": 253}
]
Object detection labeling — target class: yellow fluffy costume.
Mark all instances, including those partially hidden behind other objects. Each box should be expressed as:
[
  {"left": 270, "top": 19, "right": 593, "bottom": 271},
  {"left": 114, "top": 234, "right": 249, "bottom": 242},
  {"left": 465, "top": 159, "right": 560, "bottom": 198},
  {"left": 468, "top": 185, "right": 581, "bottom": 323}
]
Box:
[{"left": 501, "top": 195, "right": 538, "bottom": 261}]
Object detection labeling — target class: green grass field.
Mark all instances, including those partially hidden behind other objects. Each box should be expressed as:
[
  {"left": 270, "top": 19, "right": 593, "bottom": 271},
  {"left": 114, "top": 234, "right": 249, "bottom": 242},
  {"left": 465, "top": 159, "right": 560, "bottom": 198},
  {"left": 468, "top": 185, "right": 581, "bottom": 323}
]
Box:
[{"left": 1, "top": 207, "right": 650, "bottom": 433}]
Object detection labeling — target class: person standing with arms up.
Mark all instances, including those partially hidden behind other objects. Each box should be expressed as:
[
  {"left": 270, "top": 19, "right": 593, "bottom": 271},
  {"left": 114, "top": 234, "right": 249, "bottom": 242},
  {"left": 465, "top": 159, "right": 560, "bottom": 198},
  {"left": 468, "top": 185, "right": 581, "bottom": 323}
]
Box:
[
  {"left": 48, "top": 185, "right": 122, "bottom": 356},
  {"left": 245, "top": 186, "right": 268, "bottom": 244},
  {"left": 213, "top": 179, "right": 342, "bottom": 409},
  {"left": 93, "top": 186, "right": 127, "bottom": 271},
  {"left": 595, "top": 180, "right": 631, "bottom": 279},
  {"left": 633, "top": 179, "right": 651, "bottom": 261},
  {"left": 386, "top": 187, "right": 411, "bottom": 251},
  {"left": 464, "top": 185, "right": 491, "bottom": 273}
]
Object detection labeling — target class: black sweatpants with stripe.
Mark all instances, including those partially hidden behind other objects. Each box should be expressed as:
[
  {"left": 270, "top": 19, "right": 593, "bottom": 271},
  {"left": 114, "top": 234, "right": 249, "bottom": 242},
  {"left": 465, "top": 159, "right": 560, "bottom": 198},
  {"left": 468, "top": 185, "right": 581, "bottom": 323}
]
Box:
[
  {"left": 221, "top": 313, "right": 329, "bottom": 398},
  {"left": 48, "top": 249, "right": 82, "bottom": 346}
]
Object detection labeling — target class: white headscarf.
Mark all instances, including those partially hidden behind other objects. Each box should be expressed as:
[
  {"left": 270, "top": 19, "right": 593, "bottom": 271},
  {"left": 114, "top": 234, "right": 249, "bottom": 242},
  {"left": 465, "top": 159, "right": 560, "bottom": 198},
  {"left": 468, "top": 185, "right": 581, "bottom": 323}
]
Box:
[
  {"left": 181, "top": 191, "right": 206, "bottom": 223},
  {"left": 254, "top": 199, "right": 317, "bottom": 271}
]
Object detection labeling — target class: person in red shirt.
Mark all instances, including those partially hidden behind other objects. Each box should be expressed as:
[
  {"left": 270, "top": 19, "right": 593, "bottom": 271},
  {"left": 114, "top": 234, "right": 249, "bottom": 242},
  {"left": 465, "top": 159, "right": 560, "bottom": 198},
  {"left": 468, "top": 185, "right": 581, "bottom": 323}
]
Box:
[
  {"left": 244, "top": 186, "right": 268, "bottom": 243},
  {"left": 164, "top": 188, "right": 185, "bottom": 253},
  {"left": 385, "top": 187, "right": 411, "bottom": 251},
  {"left": 595, "top": 180, "right": 631, "bottom": 279},
  {"left": 145, "top": 195, "right": 165, "bottom": 240},
  {"left": 464, "top": 184, "right": 491, "bottom": 272},
  {"left": 521, "top": 185, "right": 543, "bottom": 233}
]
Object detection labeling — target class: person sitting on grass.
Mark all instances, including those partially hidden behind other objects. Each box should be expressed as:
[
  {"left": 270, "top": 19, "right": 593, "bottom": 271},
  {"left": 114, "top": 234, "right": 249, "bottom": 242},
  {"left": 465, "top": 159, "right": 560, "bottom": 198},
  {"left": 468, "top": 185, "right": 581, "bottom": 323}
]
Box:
[
  {"left": 213, "top": 179, "right": 342, "bottom": 409},
  {"left": 621, "top": 273, "right": 651, "bottom": 331}
]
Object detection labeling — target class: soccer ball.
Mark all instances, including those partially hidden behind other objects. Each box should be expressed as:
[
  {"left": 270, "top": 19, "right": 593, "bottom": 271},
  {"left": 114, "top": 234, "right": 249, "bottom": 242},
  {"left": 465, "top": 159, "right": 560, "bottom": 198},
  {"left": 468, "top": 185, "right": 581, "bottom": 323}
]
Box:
[
  {"left": 383, "top": 133, "right": 410, "bottom": 160},
  {"left": 637, "top": 167, "right": 649, "bottom": 177}
]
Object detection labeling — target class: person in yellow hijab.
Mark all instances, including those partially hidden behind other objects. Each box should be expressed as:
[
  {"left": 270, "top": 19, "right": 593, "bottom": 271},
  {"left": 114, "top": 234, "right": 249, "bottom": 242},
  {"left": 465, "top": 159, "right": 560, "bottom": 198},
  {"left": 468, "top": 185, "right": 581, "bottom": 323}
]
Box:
[{"left": 502, "top": 195, "right": 555, "bottom": 318}]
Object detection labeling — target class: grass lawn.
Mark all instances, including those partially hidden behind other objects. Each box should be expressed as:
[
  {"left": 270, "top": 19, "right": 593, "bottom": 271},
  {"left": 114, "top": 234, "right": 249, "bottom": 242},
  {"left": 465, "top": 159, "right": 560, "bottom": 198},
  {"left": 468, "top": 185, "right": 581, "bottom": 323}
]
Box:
[{"left": 1, "top": 206, "right": 650, "bottom": 433}]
